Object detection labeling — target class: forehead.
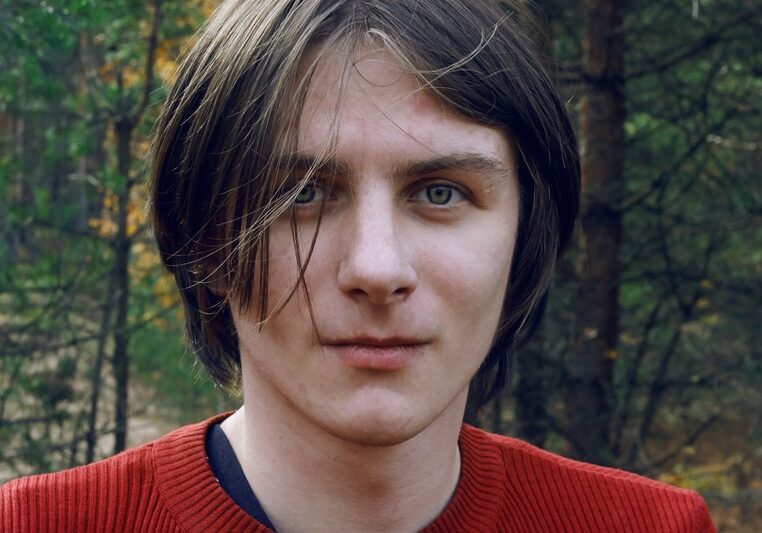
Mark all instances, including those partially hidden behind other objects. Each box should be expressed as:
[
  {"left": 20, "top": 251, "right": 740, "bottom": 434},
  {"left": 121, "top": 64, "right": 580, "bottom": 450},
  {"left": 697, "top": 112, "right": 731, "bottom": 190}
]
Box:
[{"left": 292, "top": 44, "right": 514, "bottom": 169}]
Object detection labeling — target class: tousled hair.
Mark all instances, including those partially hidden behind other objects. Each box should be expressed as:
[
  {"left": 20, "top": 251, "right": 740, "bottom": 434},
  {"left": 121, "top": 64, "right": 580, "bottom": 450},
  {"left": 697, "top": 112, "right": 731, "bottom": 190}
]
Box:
[{"left": 149, "top": 0, "right": 580, "bottom": 408}]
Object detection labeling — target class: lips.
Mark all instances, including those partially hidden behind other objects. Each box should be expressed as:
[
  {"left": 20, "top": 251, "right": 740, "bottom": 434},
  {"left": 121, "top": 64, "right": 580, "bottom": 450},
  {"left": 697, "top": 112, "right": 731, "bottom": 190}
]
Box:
[{"left": 322, "top": 337, "right": 429, "bottom": 370}]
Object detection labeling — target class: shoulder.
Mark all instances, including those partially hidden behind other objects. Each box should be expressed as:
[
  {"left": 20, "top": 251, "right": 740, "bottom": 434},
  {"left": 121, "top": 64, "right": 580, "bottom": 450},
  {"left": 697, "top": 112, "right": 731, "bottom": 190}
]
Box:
[
  {"left": 459, "top": 425, "right": 716, "bottom": 532},
  {"left": 0, "top": 415, "right": 226, "bottom": 532},
  {"left": 0, "top": 440, "right": 155, "bottom": 530},
  {"left": 1, "top": 438, "right": 155, "bottom": 493}
]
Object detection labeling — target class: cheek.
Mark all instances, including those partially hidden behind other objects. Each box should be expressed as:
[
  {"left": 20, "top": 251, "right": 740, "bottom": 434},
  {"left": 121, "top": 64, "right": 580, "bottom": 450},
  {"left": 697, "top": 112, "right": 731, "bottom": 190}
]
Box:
[
  {"left": 420, "top": 228, "right": 514, "bottom": 331},
  {"left": 264, "top": 219, "right": 338, "bottom": 322},
  {"left": 252, "top": 222, "right": 311, "bottom": 328}
]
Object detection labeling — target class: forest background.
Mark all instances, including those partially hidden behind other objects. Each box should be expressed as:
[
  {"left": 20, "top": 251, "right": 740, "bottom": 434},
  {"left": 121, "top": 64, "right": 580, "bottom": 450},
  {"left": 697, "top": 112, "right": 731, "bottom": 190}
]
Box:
[{"left": 1, "top": 0, "right": 760, "bottom": 530}]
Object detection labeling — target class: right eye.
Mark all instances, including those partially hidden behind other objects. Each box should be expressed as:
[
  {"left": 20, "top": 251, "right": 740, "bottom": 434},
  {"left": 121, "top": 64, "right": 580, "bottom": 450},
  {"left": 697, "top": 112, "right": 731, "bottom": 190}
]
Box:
[{"left": 294, "top": 183, "right": 324, "bottom": 204}]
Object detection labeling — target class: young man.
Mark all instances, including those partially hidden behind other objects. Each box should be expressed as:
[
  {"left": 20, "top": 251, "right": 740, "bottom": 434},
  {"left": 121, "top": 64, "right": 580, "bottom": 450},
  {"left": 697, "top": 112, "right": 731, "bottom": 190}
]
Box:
[{"left": 1, "top": 0, "right": 715, "bottom": 531}]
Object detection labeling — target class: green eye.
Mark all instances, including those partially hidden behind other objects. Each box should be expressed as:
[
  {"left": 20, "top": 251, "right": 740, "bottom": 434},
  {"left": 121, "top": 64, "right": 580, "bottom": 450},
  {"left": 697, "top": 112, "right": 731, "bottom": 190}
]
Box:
[
  {"left": 425, "top": 185, "right": 454, "bottom": 205},
  {"left": 294, "top": 184, "right": 317, "bottom": 204}
]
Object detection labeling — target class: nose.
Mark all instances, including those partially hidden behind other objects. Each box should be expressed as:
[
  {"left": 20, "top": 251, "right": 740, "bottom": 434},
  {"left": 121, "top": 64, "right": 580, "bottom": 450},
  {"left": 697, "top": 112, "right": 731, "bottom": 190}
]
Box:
[{"left": 337, "top": 195, "right": 417, "bottom": 305}]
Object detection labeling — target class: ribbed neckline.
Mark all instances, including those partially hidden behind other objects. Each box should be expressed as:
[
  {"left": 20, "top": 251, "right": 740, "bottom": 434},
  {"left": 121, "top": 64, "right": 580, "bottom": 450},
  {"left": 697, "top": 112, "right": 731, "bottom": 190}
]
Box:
[
  {"left": 153, "top": 414, "right": 505, "bottom": 532},
  {"left": 153, "top": 413, "right": 270, "bottom": 532},
  {"left": 422, "top": 424, "right": 505, "bottom": 532}
]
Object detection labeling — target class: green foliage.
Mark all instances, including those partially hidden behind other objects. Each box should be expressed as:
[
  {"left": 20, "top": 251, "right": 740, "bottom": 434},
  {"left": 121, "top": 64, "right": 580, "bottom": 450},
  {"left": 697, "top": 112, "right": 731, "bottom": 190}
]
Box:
[
  {"left": 1, "top": 2, "right": 760, "bottom": 528},
  {"left": 504, "top": 0, "right": 761, "bottom": 527},
  {"left": 0, "top": 0, "right": 223, "bottom": 478}
]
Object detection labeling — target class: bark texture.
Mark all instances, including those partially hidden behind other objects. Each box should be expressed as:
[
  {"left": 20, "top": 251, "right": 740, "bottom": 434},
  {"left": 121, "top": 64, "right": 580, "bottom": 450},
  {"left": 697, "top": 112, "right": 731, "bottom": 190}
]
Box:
[{"left": 564, "top": 0, "right": 625, "bottom": 464}]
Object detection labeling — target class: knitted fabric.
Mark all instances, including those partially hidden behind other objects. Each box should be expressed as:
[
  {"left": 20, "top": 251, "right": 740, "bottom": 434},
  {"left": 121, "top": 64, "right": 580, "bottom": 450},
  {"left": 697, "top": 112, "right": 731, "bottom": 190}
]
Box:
[{"left": 1, "top": 414, "right": 715, "bottom": 532}]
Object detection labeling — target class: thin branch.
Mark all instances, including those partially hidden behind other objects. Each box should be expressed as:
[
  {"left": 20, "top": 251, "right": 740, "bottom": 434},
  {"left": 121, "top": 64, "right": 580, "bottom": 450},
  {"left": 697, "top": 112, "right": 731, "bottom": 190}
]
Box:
[
  {"left": 650, "top": 415, "right": 719, "bottom": 470},
  {"left": 621, "top": 111, "right": 737, "bottom": 213},
  {"left": 612, "top": 293, "right": 668, "bottom": 454},
  {"left": 626, "top": 9, "right": 760, "bottom": 80},
  {"left": 628, "top": 235, "right": 720, "bottom": 464},
  {"left": 0, "top": 303, "right": 178, "bottom": 359}
]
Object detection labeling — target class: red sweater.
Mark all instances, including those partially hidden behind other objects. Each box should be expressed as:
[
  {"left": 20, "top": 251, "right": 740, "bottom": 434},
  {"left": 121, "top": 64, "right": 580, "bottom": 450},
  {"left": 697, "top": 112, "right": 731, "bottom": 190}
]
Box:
[{"left": 1, "top": 414, "right": 715, "bottom": 532}]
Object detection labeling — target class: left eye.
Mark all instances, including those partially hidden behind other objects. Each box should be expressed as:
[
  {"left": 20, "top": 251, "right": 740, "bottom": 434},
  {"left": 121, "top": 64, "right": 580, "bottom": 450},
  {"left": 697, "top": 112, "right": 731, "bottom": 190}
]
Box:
[{"left": 413, "top": 184, "right": 463, "bottom": 205}]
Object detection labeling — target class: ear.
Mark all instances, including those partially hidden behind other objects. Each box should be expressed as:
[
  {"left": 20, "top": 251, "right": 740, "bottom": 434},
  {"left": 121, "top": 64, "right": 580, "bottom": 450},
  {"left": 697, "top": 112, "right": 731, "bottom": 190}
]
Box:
[
  {"left": 206, "top": 275, "right": 228, "bottom": 297},
  {"left": 193, "top": 266, "right": 229, "bottom": 297}
]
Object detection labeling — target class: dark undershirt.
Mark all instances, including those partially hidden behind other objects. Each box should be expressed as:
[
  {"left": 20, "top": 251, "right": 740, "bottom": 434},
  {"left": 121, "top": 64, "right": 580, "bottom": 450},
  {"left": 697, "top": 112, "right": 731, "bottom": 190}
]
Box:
[{"left": 205, "top": 423, "right": 277, "bottom": 530}]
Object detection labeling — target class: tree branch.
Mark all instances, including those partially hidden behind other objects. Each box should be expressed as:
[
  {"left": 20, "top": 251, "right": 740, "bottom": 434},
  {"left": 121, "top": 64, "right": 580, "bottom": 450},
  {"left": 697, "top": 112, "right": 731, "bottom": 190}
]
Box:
[
  {"left": 626, "top": 9, "right": 760, "bottom": 80},
  {"left": 650, "top": 415, "right": 719, "bottom": 470},
  {"left": 130, "top": 0, "right": 163, "bottom": 123}
]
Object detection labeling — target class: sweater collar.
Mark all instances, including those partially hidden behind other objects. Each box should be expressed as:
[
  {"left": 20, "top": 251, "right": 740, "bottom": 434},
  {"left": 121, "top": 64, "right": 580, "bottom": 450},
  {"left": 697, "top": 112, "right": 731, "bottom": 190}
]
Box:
[
  {"left": 153, "top": 415, "right": 504, "bottom": 532},
  {"left": 153, "top": 412, "right": 271, "bottom": 532},
  {"left": 422, "top": 424, "right": 505, "bottom": 531}
]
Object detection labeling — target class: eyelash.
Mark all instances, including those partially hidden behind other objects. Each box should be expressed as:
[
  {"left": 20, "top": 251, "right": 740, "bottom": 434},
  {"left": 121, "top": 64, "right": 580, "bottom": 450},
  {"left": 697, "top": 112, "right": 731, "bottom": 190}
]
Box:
[
  {"left": 409, "top": 182, "right": 466, "bottom": 206},
  {"left": 292, "top": 181, "right": 467, "bottom": 207}
]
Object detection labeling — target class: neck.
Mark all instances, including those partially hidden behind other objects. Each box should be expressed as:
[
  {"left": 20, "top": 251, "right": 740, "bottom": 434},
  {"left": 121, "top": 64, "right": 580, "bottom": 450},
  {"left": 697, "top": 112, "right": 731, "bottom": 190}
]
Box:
[{"left": 222, "top": 389, "right": 466, "bottom": 532}]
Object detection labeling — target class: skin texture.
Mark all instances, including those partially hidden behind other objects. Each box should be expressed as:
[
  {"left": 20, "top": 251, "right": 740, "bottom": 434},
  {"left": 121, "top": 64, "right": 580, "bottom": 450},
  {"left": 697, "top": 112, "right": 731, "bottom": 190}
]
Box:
[{"left": 222, "top": 46, "right": 520, "bottom": 532}]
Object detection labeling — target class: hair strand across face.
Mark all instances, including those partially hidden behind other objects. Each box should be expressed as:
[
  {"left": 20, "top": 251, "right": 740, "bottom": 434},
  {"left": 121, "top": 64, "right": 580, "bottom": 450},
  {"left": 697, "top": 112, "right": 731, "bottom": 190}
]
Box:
[{"left": 149, "top": 0, "right": 580, "bottom": 407}]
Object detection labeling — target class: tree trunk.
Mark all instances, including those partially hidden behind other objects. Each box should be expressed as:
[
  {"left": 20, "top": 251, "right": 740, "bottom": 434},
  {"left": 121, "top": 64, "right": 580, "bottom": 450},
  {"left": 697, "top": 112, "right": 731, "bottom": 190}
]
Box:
[
  {"left": 112, "top": 118, "right": 133, "bottom": 455},
  {"left": 86, "top": 288, "right": 114, "bottom": 462},
  {"left": 564, "top": 0, "right": 625, "bottom": 465},
  {"left": 109, "top": 0, "right": 163, "bottom": 455}
]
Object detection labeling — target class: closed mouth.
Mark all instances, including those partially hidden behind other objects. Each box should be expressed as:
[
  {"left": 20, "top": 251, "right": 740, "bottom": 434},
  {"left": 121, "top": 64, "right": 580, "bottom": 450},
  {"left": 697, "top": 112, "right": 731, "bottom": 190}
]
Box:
[
  {"left": 324, "top": 336, "right": 430, "bottom": 348},
  {"left": 322, "top": 337, "right": 430, "bottom": 370}
]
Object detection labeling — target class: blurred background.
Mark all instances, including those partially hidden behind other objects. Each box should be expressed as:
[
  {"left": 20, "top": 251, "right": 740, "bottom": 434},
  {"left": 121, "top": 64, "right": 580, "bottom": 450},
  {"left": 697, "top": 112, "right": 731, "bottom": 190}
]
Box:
[{"left": 0, "top": 0, "right": 760, "bottom": 530}]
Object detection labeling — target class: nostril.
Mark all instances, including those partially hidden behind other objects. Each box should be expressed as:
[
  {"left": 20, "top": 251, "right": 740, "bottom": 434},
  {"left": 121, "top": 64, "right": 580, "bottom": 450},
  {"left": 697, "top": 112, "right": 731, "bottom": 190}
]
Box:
[
  {"left": 339, "top": 265, "right": 417, "bottom": 306},
  {"left": 336, "top": 209, "right": 418, "bottom": 304}
]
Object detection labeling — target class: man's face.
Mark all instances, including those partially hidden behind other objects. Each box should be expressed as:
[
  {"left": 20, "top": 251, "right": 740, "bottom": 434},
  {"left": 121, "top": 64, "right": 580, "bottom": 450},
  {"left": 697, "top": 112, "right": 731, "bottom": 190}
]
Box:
[{"left": 232, "top": 46, "right": 519, "bottom": 446}]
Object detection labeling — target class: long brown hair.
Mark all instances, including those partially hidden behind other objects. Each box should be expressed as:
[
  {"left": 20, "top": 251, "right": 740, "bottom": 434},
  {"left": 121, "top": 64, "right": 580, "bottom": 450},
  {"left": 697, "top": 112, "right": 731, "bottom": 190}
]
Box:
[{"left": 149, "top": 0, "right": 580, "bottom": 407}]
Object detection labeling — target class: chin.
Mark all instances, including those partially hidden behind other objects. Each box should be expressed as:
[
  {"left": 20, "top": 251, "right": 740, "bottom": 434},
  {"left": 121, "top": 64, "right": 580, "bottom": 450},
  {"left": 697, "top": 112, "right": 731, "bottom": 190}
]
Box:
[
  {"left": 326, "top": 418, "right": 422, "bottom": 447},
  {"left": 317, "top": 393, "right": 444, "bottom": 447}
]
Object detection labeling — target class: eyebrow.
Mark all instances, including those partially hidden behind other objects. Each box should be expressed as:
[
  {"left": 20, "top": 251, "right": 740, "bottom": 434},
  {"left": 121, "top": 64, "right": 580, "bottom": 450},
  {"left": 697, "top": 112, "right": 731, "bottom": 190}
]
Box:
[
  {"left": 276, "top": 152, "right": 512, "bottom": 183},
  {"left": 393, "top": 153, "right": 512, "bottom": 183}
]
